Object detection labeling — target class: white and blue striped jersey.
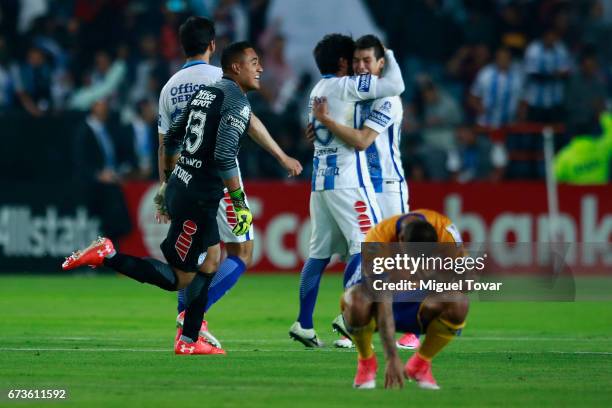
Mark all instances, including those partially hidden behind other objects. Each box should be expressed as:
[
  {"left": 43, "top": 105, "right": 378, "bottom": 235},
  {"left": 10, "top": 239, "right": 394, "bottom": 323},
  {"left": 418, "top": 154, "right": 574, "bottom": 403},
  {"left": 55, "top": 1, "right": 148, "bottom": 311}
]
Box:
[
  {"left": 158, "top": 61, "right": 223, "bottom": 134},
  {"left": 308, "top": 50, "right": 404, "bottom": 191},
  {"left": 523, "top": 40, "right": 571, "bottom": 108},
  {"left": 357, "top": 96, "right": 405, "bottom": 193},
  {"left": 471, "top": 63, "right": 524, "bottom": 127}
]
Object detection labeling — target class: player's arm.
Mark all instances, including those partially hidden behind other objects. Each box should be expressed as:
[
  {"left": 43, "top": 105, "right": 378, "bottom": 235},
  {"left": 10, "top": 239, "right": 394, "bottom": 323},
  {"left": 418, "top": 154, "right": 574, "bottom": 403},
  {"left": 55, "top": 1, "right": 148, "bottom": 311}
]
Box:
[
  {"left": 313, "top": 98, "right": 378, "bottom": 150},
  {"left": 155, "top": 103, "right": 191, "bottom": 223},
  {"left": 215, "top": 107, "right": 252, "bottom": 236},
  {"left": 247, "top": 113, "right": 303, "bottom": 177},
  {"left": 375, "top": 299, "right": 404, "bottom": 389},
  {"left": 342, "top": 49, "right": 405, "bottom": 101}
]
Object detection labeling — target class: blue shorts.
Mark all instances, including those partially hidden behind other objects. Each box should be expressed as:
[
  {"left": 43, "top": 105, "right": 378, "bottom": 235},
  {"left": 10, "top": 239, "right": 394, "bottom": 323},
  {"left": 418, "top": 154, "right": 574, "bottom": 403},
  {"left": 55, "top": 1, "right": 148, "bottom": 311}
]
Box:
[{"left": 392, "top": 301, "right": 428, "bottom": 335}]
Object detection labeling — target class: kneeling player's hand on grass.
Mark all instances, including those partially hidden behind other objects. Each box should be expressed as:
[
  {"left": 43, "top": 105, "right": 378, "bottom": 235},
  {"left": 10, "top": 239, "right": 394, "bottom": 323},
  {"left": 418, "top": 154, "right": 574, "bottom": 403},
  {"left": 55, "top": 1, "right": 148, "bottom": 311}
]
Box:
[
  {"left": 281, "top": 155, "right": 303, "bottom": 177},
  {"left": 229, "top": 187, "right": 253, "bottom": 236},
  {"left": 154, "top": 182, "right": 170, "bottom": 224},
  {"left": 385, "top": 356, "right": 405, "bottom": 389}
]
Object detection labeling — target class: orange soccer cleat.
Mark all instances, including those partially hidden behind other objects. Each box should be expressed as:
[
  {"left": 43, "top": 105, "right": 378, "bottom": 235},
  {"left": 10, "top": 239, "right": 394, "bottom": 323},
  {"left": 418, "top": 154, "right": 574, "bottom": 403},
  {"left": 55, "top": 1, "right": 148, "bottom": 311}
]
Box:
[
  {"left": 62, "top": 237, "right": 115, "bottom": 270},
  {"left": 175, "top": 311, "right": 222, "bottom": 349},
  {"left": 396, "top": 333, "right": 421, "bottom": 350},
  {"left": 174, "top": 337, "right": 226, "bottom": 355},
  {"left": 353, "top": 355, "right": 378, "bottom": 389},
  {"left": 405, "top": 353, "right": 440, "bottom": 390}
]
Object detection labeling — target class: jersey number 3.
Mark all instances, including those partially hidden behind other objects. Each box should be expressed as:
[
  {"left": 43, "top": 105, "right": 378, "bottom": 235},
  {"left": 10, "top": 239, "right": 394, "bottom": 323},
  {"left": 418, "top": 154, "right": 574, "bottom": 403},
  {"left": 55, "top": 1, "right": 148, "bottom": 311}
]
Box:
[{"left": 184, "top": 110, "right": 207, "bottom": 154}]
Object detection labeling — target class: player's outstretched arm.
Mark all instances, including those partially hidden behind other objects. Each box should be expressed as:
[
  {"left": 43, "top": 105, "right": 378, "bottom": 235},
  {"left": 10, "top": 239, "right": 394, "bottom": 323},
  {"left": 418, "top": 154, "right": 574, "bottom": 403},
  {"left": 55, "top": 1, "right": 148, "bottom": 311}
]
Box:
[
  {"left": 216, "top": 107, "right": 253, "bottom": 236},
  {"left": 313, "top": 97, "right": 378, "bottom": 150},
  {"left": 342, "top": 49, "right": 405, "bottom": 101},
  {"left": 248, "top": 113, "right": 303, "bottom": 177},
  {"left": 375, "top": 300, "right": 404, "bottom": 389}
]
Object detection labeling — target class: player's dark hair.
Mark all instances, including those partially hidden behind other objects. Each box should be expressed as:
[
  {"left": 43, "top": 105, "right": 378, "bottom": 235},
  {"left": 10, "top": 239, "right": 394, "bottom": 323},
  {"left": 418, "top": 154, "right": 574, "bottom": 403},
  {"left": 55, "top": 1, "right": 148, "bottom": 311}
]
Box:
[
  {"left": 221, "top": 41, "right": 254, "bottom": 72},
  {"left": 355, "top": 35, "right": 384, "bottom": 60},
  {"left": 313, "top": 33, "right": 355, "bottom": 75},
  {"left": 401, "top": 220, "right": 438, "bottom": 243},
  {"left": 179, "top": 16, "right": 216, "bottom": 57}
]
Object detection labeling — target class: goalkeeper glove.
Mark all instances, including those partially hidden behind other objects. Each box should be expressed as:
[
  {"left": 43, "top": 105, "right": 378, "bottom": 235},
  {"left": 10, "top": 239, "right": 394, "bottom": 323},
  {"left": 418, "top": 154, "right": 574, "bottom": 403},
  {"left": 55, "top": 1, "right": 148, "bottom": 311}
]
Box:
[
  {"left": 229, "top": 187, "right": 252, "bottom": 236},
  {"left": 154, "top": 182, "right": 169, "bottom": 218}
]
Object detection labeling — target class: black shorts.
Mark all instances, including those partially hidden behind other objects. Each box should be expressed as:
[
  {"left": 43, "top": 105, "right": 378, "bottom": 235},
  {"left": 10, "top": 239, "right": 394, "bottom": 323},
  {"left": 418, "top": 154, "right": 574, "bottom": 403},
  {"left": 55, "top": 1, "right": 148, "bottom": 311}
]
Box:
[{"left": 160, "top": 179, "right": 221, "bottom": 272}]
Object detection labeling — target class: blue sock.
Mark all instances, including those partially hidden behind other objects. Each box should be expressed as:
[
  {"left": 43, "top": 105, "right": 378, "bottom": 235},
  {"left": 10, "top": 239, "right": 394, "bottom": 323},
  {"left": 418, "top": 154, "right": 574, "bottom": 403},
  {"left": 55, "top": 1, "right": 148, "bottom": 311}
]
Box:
[
  {"left": 343, "top": 253, "right": 361, "bottom": 288},
  {"left": 297, "top": 257, "right": 330, "bottom": 329},
  {"left": 176, "top": 256, "right": 246, "bottom": 315},
  {"left": 204, "top": 255, "right": 246, "bottom": 312},
  {"left": 177, "top": 289, "right": 186, "bottom": 314}
]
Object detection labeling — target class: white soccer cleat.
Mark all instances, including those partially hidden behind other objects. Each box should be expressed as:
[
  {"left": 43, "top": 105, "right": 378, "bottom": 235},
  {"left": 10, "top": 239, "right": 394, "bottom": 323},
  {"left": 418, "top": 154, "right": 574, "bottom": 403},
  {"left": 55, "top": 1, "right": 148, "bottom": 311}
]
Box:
[
  {"left": 333, "top": 337, "right": 355, "bottom": 348},
  {"left": 331, "top": 314, "right": 354, "bottom": 348},
  {"left": 289, "top": 322, "right": 324, "bottom": 348}
]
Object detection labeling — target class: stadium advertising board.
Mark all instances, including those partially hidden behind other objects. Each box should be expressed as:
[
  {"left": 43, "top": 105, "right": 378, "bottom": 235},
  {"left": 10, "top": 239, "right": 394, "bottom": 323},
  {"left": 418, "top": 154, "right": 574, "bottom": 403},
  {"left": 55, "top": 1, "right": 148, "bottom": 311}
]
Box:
[
  {"left": 1, "top": 181, "right": 609, "bottom": 273},
  {"left": 117, "top": 181, "right": 612, "bottom": 273}
]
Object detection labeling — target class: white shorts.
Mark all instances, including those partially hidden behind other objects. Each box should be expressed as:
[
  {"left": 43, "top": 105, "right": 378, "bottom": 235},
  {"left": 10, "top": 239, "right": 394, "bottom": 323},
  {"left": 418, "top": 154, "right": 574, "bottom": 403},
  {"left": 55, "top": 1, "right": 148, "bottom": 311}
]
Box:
[
  {"left": 308, "top": 187, "right": 382, "bottom": 259},
  {"left": 217, "top": 191, "right": 254, "bottom": 243},
  {"left": 376, "top": 182, "right": 409, "bottom": 219}
]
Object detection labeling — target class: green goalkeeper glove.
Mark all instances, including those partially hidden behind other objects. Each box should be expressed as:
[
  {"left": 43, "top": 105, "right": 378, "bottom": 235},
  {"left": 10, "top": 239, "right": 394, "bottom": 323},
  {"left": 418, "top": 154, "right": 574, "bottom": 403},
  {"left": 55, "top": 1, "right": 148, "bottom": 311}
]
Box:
[{"left": 229, "top": 187, "right": 252, "bottom": 236}]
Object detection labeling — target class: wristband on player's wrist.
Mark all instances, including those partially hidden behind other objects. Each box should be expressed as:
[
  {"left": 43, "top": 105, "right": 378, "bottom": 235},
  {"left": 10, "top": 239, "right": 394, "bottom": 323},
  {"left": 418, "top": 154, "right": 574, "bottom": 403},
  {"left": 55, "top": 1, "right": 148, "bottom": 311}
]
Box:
[{"left": 229, "top": 188, "right": 248, "bottom": 209}]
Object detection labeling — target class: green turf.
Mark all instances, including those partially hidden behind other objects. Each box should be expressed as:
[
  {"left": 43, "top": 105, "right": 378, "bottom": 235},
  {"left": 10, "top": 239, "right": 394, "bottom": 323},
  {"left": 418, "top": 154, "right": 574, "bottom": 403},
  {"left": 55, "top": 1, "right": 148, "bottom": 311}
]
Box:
[{"left": 1, "top": 274, "right": 611, "bottom": 407}]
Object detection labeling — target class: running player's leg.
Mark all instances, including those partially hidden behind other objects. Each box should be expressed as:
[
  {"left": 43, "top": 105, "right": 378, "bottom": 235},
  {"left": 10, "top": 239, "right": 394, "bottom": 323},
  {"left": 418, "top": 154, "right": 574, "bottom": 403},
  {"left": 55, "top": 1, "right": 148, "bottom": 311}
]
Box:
[
  {"left": 180, "top": 243, "right": 220, "bottom": 343},
  {"left": 176, "top": 191, "right": 253, "bottom": 314},
  {"left": 62, "top": 233, "right": 186, "bottom": 292}
]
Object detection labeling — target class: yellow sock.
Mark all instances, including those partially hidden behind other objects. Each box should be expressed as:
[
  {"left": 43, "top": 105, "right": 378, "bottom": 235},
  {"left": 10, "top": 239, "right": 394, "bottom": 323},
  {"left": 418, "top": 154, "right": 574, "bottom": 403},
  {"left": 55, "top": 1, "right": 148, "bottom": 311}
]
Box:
[
  {"left": 353, "top": 318, "right": 376, "bottom": 359},
  {"left": 417, "top": 317, "right": 465, "bottom": 361}
]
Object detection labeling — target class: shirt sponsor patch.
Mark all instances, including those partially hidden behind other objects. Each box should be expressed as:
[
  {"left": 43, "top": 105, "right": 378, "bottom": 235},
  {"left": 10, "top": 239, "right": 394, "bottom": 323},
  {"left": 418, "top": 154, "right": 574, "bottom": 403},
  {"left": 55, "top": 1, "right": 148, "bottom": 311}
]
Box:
[
  {"left": 367, "top": 110, "right": 391, "bottom": 128},
  {"left": 357, "top": 74, "right": 372, "bottom": 92},
  {"left": 227, "top": 115, "right": 247, "bottom": 133}
]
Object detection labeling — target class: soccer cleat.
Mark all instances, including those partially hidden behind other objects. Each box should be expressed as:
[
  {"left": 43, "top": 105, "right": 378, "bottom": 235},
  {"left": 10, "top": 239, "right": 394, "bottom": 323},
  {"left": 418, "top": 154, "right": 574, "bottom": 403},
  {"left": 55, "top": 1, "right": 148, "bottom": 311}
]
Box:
[
  {"left": 174, "top": 337, "right": 226, "bottom": 355},
  {"left": 353, "top": 355, "right": 377, "bottom": 389},
  {"left": 176, "top": 311, "right": 222, "bottom": 349},
  {"left": 405, "top": 354, "right": 440, "bottom": 390},
  {"left": 61, "top": 237, "right": 115, "bottom": 270},
  {"left": 332, "top": 314, "right": 354, "bottom": 348},
  {"left": 333, "top": 336, "right": 354, "bottom": 348},
  {"left": 289, "top": 322, "right": 324, "bottom": 347},
  {"left": 396, "top": 332, "right": 421, "bottom": 350}
]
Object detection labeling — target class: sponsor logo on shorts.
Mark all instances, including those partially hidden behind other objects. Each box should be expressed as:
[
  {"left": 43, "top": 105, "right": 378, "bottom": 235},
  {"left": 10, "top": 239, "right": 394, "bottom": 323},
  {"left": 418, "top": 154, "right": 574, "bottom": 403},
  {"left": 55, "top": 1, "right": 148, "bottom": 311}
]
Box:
[
  {"left": 354, "top": 201, "right": 372, "bottom": 233},
  {"left": 224, "top": 195, "right": 236, "bottom": 227},
  {"left": 175, "top": 220, "right": 197, "bottom": 261}
]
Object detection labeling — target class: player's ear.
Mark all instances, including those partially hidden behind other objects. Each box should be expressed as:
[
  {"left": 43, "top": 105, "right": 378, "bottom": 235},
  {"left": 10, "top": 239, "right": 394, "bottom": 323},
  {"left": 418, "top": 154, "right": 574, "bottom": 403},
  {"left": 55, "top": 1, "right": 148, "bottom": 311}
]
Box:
[
  {"left": 231, "top": 61, "right": 241, "bottom": 75},
  {"left": 209, "top": 40, "right": 216, "bottom": 55}
]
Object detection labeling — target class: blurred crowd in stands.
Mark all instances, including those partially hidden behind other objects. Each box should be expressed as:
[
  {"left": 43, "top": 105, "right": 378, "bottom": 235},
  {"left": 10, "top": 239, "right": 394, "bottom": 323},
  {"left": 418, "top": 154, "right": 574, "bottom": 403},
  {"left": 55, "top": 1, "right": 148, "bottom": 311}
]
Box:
[{"left": 1, "top": 0, "right": 611, "bottom": 184}]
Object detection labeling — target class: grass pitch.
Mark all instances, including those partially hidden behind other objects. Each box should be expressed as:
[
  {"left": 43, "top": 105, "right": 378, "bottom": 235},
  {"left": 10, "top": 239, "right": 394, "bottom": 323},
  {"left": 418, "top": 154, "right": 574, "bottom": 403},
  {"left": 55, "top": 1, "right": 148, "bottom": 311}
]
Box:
[{"left": 1, "top": 274, "right": 611, "bottom": 407}]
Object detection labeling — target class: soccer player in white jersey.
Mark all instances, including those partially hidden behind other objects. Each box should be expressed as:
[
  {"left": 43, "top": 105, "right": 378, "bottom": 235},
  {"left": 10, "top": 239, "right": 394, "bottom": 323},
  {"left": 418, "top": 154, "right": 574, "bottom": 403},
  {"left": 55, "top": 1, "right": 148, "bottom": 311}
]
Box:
[
  {"left": 311, "top": 35, "right": 419, "bottom": 350},
  {"left": 157, "top": 17, "right": 302, "bottom": 349},
  {"left": 289, "top": 34, "right": 405, "bottom": 347}
]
